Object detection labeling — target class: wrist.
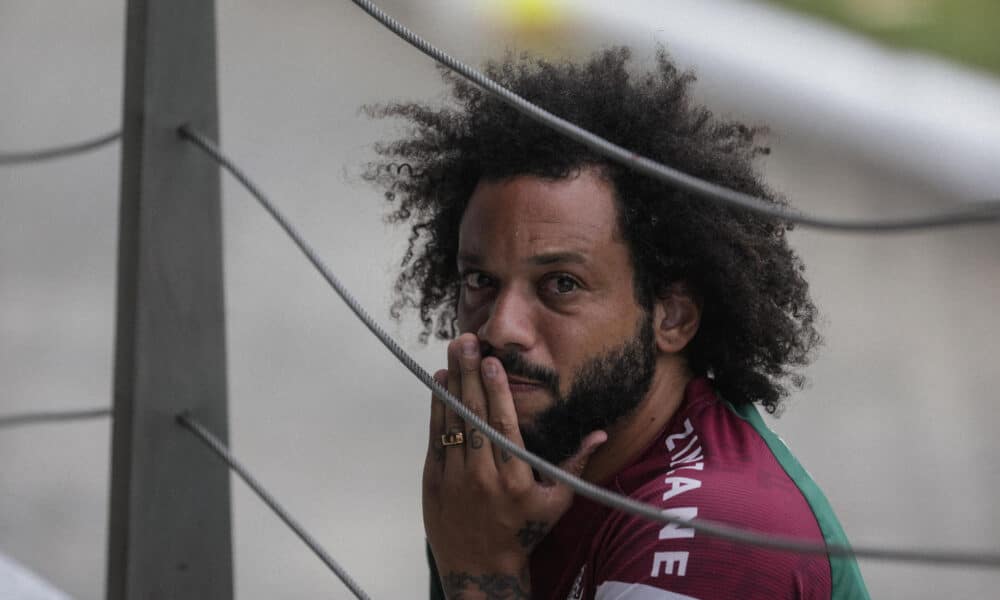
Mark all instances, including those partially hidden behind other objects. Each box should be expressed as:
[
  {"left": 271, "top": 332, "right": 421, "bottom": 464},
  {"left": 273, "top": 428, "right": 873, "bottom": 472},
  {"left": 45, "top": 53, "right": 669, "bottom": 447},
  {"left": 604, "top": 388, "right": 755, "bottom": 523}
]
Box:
[
  {"left": 431, "top": 545, "right": 529, "bottom": 579},
  {"left": 438, "top": 566, "right": 531, "bottom": 600}
]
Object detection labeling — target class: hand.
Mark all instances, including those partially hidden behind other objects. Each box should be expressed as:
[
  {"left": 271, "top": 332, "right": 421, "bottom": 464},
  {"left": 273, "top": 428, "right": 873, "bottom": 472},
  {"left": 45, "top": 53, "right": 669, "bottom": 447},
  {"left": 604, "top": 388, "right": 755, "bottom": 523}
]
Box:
[{"left": 422, "top": 333, "right": 607, "bottom": 598}]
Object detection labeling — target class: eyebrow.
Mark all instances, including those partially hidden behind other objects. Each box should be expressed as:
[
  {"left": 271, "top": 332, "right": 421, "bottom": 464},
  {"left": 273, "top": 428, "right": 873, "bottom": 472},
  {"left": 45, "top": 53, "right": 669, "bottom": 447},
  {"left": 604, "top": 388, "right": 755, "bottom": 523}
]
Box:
[
  {"left": 457, "top": 251, "right": 588, "bottom": 266},
  {"left": 530, "top": 251, "right": 587, "bottom": 266},
  {"left": 457, "top": 252, "right": 483, "bottom": 267}
]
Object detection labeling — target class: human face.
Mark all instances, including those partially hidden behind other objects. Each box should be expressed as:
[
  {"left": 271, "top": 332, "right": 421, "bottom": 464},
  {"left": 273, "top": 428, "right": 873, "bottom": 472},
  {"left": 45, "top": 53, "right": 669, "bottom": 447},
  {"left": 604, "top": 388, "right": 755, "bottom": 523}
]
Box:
[
  {"left": 517, "top": 313, "right": 656, "bottom": 463},
  {"left": 456, "top": 168, "right": 654, "bottom": 460}
]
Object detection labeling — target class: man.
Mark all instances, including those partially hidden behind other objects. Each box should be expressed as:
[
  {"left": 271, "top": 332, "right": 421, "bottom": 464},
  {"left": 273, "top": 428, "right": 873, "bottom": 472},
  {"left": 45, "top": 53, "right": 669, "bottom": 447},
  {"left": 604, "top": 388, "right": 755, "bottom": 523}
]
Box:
[{"left": 367, "top": 47, "right": 869, "bottom": 599}]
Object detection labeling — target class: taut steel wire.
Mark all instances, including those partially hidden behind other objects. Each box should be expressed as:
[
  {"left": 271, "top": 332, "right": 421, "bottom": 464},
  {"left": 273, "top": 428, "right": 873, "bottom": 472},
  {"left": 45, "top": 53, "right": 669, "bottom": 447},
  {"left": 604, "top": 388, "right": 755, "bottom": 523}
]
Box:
[
  {"left": 348, "top": 0, "right": 1000, "bottom": 233},
  {"left": 177, "top": 412, "right": 372, "bottom": 600},
  {"left": 0, "top": 407, "right": 111, "bottom": 429},
  {"left": 0, "top": 131, "right": 120, "bottom": 165},
  {"left": 179, "top": 124, "right": 1000, "bottom": 569}
]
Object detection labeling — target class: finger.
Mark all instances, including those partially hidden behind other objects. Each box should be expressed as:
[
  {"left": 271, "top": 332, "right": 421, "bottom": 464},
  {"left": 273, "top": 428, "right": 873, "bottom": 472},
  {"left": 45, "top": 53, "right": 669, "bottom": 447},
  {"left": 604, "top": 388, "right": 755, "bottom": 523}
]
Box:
[
  {"left": 425, "top": 369, "right": 448, "bottom": 473},
  {"left": 442, "top": 339, "right": 466, "bottom": 477},
  {"left": 455, "top": 334, "right": 495, "bottom": 472},
  {"left": 480, "top": 357, "right": 533, "bottom": 487}
]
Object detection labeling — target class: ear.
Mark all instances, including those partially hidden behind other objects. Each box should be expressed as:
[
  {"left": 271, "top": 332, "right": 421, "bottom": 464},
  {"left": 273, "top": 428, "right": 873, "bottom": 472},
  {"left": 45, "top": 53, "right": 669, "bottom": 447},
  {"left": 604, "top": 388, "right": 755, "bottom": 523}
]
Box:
[{"left": 652, "top": 282, "right": 701, "bottom": 354}]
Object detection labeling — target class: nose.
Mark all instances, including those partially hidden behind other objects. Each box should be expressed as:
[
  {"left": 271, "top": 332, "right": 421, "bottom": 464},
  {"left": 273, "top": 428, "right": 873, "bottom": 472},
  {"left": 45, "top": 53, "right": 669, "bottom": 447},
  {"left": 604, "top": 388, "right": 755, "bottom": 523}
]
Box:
[{"left": 476, "top": 286, "right": 537, "bottom": 354}]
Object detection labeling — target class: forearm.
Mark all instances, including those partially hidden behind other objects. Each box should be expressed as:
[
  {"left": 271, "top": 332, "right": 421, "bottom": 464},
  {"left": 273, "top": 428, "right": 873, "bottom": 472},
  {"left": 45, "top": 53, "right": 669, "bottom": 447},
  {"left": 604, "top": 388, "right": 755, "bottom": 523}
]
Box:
[{"left": 439, "top": 568, "right": 531, "bottom": 600}]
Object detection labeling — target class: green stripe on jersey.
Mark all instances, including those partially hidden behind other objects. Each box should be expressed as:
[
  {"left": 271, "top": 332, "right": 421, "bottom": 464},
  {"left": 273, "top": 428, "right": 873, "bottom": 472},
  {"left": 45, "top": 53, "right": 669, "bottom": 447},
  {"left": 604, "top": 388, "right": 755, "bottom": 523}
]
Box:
[{"left": 729, "top": 401, "right": 870, "bottom": 600}]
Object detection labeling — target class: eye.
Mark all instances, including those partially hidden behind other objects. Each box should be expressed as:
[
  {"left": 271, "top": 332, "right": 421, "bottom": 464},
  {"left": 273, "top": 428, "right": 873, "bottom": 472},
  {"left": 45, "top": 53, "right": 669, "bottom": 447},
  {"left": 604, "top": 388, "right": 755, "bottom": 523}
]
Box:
[
  {"left": 461, "top": 271, "right": 495, "bottom": 291},
  {"left": 542, "top": 274, "right": 581, "bottom": 296}
]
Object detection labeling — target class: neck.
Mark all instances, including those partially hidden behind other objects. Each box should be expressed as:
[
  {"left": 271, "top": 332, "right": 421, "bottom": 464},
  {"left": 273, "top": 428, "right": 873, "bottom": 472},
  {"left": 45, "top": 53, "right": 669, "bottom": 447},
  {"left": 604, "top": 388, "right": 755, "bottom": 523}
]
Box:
[{"left": 580, "top": 357, "right": 691, "bottom": 484}]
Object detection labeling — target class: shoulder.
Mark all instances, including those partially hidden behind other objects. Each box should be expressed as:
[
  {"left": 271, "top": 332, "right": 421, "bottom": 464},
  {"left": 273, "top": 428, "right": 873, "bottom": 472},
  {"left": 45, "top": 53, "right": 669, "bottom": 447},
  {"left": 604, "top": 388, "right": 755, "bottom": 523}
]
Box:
[{"left": 590, "top": 394, "right": 851, "bottom": 599}]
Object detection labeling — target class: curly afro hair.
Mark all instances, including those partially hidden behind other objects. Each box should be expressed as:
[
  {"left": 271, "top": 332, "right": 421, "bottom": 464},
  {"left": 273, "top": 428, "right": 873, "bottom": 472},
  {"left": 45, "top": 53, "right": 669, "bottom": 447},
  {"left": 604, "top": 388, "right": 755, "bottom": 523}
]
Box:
[{"left": 364, "top": 47, "right": 820, "bottom": 413}]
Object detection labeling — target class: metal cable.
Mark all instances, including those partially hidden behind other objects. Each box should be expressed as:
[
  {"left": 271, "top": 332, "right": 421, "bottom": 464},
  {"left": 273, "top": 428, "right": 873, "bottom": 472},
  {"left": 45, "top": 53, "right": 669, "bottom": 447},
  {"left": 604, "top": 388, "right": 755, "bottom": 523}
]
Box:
[
  {"left": 348, "top": 0, "right": 1000, "bottom": 232},
  {"left": 176, "top": 412, "right": 373, "bottom": 600},
  {"left": 0, "top": 407, "right": 111, "bottom": 429},
  {"left": 180, "top": 124, "right": 1000, "bottom": 569},
  {"left": 0, "top": 131, "right": 120, "bottom": 165}
]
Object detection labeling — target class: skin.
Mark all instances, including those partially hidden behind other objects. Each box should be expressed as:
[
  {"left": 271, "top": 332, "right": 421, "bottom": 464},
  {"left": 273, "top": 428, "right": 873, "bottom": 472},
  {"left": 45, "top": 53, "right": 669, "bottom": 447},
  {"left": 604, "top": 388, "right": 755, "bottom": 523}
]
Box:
[{"left": 423, "top": 167, "right": 702, "bottom": 599}]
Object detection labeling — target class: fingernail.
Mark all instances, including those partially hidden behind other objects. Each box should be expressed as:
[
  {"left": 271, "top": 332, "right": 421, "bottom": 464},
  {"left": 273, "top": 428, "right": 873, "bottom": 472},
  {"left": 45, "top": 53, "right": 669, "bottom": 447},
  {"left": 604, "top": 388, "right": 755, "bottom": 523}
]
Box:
[
  {"left": 462, "top": 339, "right": 478, "bottom": 357},
  {"left": 483, "top": 361, "right": 497, "bottom": 378}
]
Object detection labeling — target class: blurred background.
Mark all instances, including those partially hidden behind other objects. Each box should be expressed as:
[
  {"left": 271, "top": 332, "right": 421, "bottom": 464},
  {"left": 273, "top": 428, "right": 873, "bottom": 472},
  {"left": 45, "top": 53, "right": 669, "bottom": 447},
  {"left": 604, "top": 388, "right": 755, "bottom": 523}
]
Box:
[{"left": 1, "top": 0, "right": 998, "bottom": 598}]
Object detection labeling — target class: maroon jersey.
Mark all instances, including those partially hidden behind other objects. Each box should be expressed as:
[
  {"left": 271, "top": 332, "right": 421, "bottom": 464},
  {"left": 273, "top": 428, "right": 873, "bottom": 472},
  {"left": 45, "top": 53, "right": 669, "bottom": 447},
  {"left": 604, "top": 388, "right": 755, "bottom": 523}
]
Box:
[{"left": 529, "top": 378, "right": 869, "bottom": 599}]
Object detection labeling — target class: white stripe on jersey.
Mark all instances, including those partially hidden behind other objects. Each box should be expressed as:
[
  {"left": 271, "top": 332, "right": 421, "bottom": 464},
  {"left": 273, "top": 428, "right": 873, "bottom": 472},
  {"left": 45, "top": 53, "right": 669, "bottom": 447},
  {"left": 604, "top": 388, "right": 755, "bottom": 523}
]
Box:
[{"left": 595, "top": 581, "right": 701, "bottom": 600}]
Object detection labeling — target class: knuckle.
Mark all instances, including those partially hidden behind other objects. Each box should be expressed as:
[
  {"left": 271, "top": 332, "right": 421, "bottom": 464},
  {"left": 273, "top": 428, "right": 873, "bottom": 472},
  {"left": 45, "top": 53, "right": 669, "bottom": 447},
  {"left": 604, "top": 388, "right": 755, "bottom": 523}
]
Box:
[
  {"left": 501, "top": 474, "right": 531, "bottom": 497},
  {"left": 488, "top": 418, "right": 517, "bottom": 437},
  {"left": 467, "top": 471, "right": 493, "bottom": 493},
  {"left": 468, "top": 429, "right": 486, "bottom": 450},
  {"left": 440, "top": 481, "right": 464, "bottom": 501},
  {"left": 464, "top": 405, "right": 487, "bottom": 422}
]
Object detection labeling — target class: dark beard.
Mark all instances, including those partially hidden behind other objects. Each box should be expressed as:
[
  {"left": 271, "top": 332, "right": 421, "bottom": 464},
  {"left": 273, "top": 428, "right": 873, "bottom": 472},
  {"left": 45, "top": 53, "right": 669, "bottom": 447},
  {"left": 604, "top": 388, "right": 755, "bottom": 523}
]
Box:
[{"left": 490, "top": 313, "right": 656, "bottom": 465}]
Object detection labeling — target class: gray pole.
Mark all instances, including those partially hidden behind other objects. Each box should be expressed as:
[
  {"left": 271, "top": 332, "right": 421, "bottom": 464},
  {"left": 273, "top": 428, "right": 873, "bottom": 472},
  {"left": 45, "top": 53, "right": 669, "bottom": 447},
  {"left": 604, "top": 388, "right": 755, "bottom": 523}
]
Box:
[{"left": 107, "top": 1, "right": 233, "bottom": 598}]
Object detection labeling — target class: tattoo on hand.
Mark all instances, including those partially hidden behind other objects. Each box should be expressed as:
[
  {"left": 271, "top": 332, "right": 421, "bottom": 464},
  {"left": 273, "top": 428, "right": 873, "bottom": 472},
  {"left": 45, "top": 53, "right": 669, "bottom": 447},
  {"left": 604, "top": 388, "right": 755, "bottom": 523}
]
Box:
[
  {"left": 500, "top": 447, "right": 512, "bottom": 463},
  {"left": 470, "top": 429, "right": 484, "bottom": 449},
  {"left": 515, "top": 520, "right": 549, "bottom": 549},
  {"left": 442, "top": 571, "right": 529, "bottom": 600}
]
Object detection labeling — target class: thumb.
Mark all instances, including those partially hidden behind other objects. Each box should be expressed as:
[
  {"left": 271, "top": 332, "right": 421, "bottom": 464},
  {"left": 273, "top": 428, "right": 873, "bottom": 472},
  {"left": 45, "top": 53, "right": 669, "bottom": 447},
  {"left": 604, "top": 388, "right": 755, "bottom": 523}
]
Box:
[{"left": 551, "top": 430, "right": 608, "bottom": 485}]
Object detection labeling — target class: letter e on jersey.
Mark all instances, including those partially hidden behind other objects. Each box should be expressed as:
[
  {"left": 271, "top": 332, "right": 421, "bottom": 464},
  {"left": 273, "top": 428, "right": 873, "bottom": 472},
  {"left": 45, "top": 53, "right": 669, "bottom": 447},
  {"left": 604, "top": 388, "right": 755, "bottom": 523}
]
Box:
[{"left": 651, "top": 551, "right": 690, "bottom": 577}]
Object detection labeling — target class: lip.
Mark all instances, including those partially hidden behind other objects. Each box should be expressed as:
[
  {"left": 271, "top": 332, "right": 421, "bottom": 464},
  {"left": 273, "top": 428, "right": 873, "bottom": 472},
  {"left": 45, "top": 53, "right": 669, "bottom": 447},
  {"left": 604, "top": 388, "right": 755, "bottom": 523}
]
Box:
[{"left": 506, "top": 377, "right": 547, "bottom": 396}]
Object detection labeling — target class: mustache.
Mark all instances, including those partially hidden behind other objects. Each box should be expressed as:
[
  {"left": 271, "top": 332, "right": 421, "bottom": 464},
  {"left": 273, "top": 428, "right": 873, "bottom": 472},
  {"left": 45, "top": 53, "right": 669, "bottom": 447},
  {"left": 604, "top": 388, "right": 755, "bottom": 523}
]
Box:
[{"left": 482, "top": 347, "right": 560, "bottom": 394}]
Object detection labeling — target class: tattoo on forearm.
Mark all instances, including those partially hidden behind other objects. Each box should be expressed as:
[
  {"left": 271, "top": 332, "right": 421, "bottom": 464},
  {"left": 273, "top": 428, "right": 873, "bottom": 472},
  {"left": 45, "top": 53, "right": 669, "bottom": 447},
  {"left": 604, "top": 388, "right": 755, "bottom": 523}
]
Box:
[
  {"left": 441, "top": 571, "right": 529, "bottom": 600},
  {"left": 515, "top": 520, "right": 549, "bottom": 548},
  {"left": 469, "top": 428, "right": 484, "bottom": 449}
]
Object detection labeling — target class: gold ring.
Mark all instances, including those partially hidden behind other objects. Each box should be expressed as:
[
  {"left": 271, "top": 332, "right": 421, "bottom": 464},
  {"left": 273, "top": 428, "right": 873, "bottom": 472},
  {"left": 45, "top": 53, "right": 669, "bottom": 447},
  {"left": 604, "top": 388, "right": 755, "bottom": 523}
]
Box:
[{"left": 441, "top": 431, "right": 465, "bottom": 447}]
